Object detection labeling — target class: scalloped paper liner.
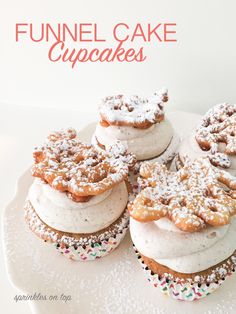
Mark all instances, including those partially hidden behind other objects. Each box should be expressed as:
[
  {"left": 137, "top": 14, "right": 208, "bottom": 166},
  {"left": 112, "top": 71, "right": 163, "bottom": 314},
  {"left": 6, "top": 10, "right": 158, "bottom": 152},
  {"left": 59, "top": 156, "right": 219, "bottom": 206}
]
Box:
[
  {"left": 53, "top": 226, "right": 128, "bottom": 261},
  {"left": 133, "top": 246, "right": 233, "bottom": 301}
]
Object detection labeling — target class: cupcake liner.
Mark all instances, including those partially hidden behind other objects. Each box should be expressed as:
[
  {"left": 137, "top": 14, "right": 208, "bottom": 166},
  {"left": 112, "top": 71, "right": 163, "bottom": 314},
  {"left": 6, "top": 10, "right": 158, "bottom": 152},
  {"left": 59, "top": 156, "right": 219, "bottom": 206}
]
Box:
[
  {"left": 25, "top": 200, "right": 129, "bottom": 262},
  {"left": 54, "top": 227, "right": 128, "bottom": 261},
  {"left": 133, "top": 246, "right": 233, "bottom": 301}
]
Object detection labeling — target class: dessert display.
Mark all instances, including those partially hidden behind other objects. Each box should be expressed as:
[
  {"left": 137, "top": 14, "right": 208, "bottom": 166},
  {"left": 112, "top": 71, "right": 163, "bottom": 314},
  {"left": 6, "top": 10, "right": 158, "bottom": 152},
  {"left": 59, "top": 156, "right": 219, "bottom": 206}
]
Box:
[
  {"left": 129, "top": 157, "right": 236, "bottom": 300},
  {"left": 24, "top": 128, "right": 135, "bottom": 261},
  {"left": 17, "top": 92, "right": 236, "bottom": 305},
  {"left": 176, "top": 103, "right": 236, "bottom": 175},
  {"left": 92, "top": 89, "right": 179, "bottom": 163}
]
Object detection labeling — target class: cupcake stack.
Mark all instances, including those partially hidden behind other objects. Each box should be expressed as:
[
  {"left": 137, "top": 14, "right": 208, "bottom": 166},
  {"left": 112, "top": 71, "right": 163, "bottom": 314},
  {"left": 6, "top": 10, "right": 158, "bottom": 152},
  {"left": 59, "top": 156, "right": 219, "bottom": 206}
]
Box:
[
  {"left": 129, "top": 158, "right": 236, "bottom": 300},
  {"left": 24, "top": 91, "right": 236, "bottom": 301},
  {"left": 92, "top": 89, "right": 179, "bottom": 163},
  {"left": 25, "top": 128, "right": 135, "bottom": 261}
]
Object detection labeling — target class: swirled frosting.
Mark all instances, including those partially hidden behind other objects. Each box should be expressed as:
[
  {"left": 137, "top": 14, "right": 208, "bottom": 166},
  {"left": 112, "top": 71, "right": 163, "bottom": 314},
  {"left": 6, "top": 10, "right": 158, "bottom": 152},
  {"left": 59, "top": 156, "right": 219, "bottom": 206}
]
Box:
[
  {"left": 93, "top": 119, "right": 173, "bottom": 160},
  {"left": 130, "top": 216, "right": 236, "bottom": 273},
  {"left": 28, "top": 179, "right": 128, "bottom": 234}
]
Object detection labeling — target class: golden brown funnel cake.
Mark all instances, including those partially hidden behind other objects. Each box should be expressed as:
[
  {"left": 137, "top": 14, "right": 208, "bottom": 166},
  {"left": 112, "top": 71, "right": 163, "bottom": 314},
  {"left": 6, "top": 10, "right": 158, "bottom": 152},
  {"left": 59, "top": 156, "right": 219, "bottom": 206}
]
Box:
[
  {"left": 32, "top": 128, "right": 135, "bottom": 202},
  {"left": 99, "top": 89, "right": 168, "bottom": 129},
  {"left": 129, "top": 158, "right": 236, "bottom": 232},
  {"left": 195, "top": 103, "right": 236, "bottom": 168}
]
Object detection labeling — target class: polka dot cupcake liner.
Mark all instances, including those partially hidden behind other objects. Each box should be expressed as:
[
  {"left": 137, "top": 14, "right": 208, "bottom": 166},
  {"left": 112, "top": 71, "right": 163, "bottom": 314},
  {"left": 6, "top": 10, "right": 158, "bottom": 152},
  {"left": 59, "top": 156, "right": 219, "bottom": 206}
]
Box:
[
  {"left": 133, "top": 246, "right": 232, "bottom": 301},
  {"left": 54, "top": 227, "right": 128, "bottom": 261}
]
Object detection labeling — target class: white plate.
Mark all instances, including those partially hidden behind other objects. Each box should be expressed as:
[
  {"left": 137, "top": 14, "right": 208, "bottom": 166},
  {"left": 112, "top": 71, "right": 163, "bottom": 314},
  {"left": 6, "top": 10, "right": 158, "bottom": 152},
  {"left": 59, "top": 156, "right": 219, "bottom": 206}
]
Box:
[{"left": 3, "top": 111, "right": 236, "bottom": 314}]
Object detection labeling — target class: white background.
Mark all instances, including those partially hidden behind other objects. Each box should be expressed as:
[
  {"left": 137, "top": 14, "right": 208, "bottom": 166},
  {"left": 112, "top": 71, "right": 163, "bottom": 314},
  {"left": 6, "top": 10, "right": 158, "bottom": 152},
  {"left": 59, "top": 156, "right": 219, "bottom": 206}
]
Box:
[
  {"left": 1, "top": 0, "right": 236, "bottom": 114},
  {"left": 0, "top": 0, "right": 236, "bottom": 313}
]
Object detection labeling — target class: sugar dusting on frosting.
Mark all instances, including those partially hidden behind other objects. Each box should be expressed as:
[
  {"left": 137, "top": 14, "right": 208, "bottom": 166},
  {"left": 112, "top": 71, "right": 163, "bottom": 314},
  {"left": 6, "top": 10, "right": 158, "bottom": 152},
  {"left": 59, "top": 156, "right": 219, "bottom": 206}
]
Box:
[
  {"left": 134, "top": 246, "right": 236, "bottom": 285},
  {"left": 5, "top": 198, "right": 236, "bottom": 312},
  {"left": 24, "top": 200, "right": 129, "bottom": 246}
]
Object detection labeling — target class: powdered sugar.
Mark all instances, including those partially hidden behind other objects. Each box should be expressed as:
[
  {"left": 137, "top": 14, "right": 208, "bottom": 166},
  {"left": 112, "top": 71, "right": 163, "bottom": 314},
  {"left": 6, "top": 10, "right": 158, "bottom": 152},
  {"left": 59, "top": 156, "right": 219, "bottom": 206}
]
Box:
[
  {"left": 195, "top": 103, "right": 236, "bottom": 168},
  {"left": 99, "top": 88, "right": 168, "bottom": 128},
  {"left": 32, "top": 128, "right": 135, "bottom": 198},
  {"left": 4, "top": 161, "right": 236, "bottom": 314},
  {"left": 130, "top": 157, "right": 236, "bottom": 231},
  {"left": 25, "top": 200, "right": 129, "bottom": 246}
]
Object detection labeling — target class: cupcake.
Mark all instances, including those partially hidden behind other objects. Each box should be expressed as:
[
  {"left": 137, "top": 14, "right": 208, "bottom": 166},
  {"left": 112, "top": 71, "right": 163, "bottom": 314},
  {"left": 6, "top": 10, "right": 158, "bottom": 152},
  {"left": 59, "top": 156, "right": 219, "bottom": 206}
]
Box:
[
  {"left": 92, "top": 89, "right": 179, "bottom": 164},
  {"left": 129, "top": 157, "right": 236, "bottom": 300},
  {"left": 25, "top": 128, "right": 135, "bottom": 261},
  {"left": 176, "top": 103, "right": 236, "bottom": 175}
]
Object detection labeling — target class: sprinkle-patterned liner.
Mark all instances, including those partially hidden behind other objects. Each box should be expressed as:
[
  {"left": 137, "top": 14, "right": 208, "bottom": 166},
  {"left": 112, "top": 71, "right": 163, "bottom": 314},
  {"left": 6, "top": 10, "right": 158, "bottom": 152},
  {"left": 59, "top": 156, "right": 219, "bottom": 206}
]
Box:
[
  {"left": 54, "top": 228, "right": 128, "bottom": 261},
  {"left": 133, "top": 246, "right": 235, "bottom": 301},
  {"left": 24, "top": 200, "right": 129, "bottom": 261}
]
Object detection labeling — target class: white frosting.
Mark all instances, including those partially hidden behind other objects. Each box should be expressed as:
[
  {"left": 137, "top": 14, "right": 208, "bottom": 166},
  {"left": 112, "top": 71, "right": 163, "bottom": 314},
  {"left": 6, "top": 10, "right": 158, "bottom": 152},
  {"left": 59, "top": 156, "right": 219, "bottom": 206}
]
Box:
[
  {"left": 28, "top": 179, "right": 128, "bottom": 234},
  {"left": 178, "top": 132, "right": 236, "bottom": 175},
  {"left": 93, "top": 119, "right": 173, "bottom": 160},
  {"left": 130, "top": 217, "right": 236, "bottom": 273},
  {"left": 149, "top": 132, "right": 180, "bottom": 164}
]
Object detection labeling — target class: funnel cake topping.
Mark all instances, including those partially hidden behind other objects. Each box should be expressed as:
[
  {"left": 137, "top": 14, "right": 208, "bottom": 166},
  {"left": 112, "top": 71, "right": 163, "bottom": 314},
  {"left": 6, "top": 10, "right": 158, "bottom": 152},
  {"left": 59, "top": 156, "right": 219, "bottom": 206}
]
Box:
[
  {"left": 99, "top": 89, "right": 168, "bottom": 129},
  {"left": 195, "top": 103, "right": 236, "bottom": 168},
  {"left": 129, "top": 158, "right": 236, "bottom": 232},
  {"left": 32, "top": 128, "right": 135, "bottom": 202}
]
